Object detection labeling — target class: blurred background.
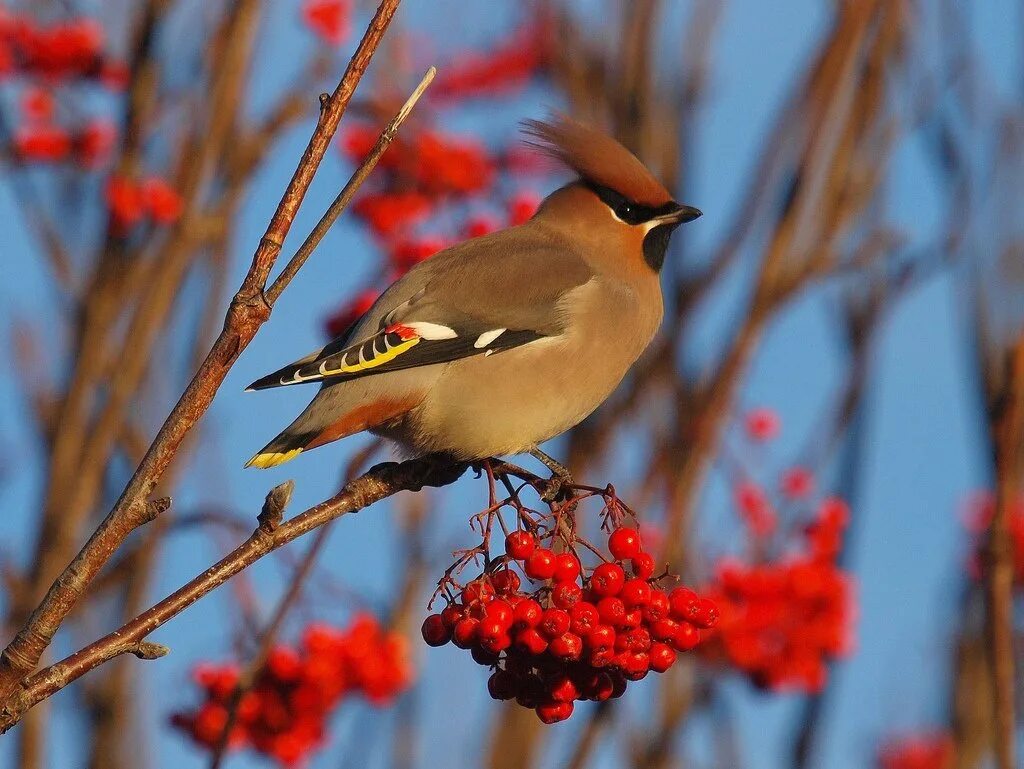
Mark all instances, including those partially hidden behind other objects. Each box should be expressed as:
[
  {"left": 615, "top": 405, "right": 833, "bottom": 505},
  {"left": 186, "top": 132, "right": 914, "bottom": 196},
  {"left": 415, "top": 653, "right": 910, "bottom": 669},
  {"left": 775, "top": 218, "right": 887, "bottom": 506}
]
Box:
[{"left": 0, "top": 1, "right": 1022, "bottom": 768}]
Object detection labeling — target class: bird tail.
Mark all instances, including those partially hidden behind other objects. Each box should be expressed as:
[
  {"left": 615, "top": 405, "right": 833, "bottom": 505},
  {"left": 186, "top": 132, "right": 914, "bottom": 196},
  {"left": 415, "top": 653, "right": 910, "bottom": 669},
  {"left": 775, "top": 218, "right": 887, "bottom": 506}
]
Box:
[
  {"left": 244, "top": 388, "right": 425, "bottom": 469},
  {"left": 245, "top": 430, "right": 312, "bottom": 469}
]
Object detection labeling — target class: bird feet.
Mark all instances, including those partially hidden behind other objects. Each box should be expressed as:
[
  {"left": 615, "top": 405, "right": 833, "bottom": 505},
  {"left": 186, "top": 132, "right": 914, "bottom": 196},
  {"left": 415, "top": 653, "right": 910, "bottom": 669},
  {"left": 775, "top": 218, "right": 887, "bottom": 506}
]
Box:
[{"left": 529, "top": 447, "right": 574, "bottom": 503}]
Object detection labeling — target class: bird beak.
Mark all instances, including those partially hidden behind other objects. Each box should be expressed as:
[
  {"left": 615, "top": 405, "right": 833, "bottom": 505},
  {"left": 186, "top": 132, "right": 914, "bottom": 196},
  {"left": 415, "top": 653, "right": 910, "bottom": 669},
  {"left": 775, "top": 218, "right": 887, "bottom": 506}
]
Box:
[
  {"left": 668, "top": 204, "right": 702, "bottom": 223},
  {"left": 646, "top": 203, "right": 702, "bottom": 230}
]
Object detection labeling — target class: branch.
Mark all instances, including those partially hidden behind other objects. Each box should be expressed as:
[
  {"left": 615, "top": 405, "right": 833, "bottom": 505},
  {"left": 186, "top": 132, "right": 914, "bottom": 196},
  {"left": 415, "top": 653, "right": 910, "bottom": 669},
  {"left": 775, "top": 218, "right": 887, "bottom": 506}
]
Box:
[
  {"left": 0, "top": 0, "right": 404, "bottom": 702},
  {"left": 985, "top": 333, "right": 1024, "bottom": 769},
  {"left": 0, "top": 456, "right": 468, "bottom": 732}
]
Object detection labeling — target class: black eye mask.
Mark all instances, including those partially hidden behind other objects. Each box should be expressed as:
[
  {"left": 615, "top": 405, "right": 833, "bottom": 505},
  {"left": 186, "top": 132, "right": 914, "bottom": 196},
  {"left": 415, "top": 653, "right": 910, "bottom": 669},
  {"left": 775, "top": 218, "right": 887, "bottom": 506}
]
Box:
[{"left": 585, "top": 183, "right": 678, "bottom": 225}]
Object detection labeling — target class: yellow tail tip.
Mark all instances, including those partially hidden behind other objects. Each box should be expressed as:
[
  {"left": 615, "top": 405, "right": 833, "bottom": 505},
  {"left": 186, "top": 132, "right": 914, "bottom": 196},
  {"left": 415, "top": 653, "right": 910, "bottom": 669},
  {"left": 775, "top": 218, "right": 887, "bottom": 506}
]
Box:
[{"left": 245, "top": 448, "right": 303, "bottom": 469}]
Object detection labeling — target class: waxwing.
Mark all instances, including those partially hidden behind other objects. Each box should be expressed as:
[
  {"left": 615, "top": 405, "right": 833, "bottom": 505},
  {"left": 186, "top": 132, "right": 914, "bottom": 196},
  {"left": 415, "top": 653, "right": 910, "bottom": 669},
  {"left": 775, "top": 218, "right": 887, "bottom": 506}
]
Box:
[{"left": 245, "top": 116, "right": 701, "bottom": 470}]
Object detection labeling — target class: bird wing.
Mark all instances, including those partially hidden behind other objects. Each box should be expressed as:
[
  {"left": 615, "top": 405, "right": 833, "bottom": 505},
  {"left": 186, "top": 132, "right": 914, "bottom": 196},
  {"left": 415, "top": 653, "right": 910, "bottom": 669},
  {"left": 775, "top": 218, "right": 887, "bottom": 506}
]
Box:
[{"left": 246, "top": 228, "right": 594, "bottom": 391}]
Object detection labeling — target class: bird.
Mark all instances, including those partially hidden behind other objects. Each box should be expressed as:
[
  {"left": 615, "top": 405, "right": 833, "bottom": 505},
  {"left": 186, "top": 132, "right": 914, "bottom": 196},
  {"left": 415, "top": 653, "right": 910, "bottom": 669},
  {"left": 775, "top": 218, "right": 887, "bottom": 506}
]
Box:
[{"left": 244, "top": 116, "right": 701, "bottom": 478}]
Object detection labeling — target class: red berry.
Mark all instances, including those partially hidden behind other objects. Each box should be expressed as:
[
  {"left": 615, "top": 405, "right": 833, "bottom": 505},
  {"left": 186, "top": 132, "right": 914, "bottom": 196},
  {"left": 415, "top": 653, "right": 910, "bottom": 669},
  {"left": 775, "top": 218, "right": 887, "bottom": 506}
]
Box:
[
  {"left": 589, "top": 647, "right": 616, "bottom": 667},
  {"left": 472, "top": 645, "right": 499, "bottom": 666},
  {"left": 486, "top": 599, "right": 514, "bottom": 628},
  {"left": 478, "top": 617, "right": 506, "bottom": 641},
  {"left": 441, "top": 604, "right": 464, "bottom": 629},
  {"left": 539, "top": 608, "right": 571, "bottom": 639},
  {"left": 643, "top": 590, "right": 670, "bottom": 622},
  {"left": 547, "top": 674, "right": 580, "bottom": 703},
  {"left": 569, "top": 603, "right": 600, "bottom": 636},
  {"left": 631, "top": 552, "right": 657, "bottom": 579},
  {"left": 619, "top": 651, "right": 650, "bottom": 680},
  {"left": 421, "top": 614, "right": 450, "bottom": 647},
  {"left": 608, "top": 528, "right": 642, "bottom": 560},
  {"left": 516, "top": 676, "right": 546, "bottom": 708},
  {"left": 745, "top": 407, "right": 780, "bottom": 441},
  {"left": 672, "top": 623, "right": 700, "bottom": 651},
  {"left": 505, "top": 531, "right": 537, "bottom": 560},
  {"left": 620, "top": 578, "right": 652, "bottom": 607},
  {"left": 617, "top": 628, "right": 652, "bottom": 653},
  {"left": 525, "top": 548, "right": 557, "bottom": 580},
  {"left": 549, "top": 632, "right": 583, "bottom": 661},
  {"left": 580, "top": 670, "right": 614, "bottom": 701},
  {"left": 692, "top": 598, "right": 720, "bottom": 629},
  {"left": 513, "top": 599, "right": 543, "bottom": 629},
  {"left": 452, "top": 618, "right": 479, "bottom": 649},
  {"left": 650, "top": 618, "right": 679, "bottom": 643},
  {"left": 490, "top": 569, "right": 521, "bottom": 594},
  {"left": 552, "top": 582, "right": 583, "bottom": 608},
  {"left": 587, "top": 625, "right": 616, "bottom": 652},
  {"left": 515, "top": 628, "right": 548, "bottom": 655},
  {"left": 590, "top": 563, "right": 625, "bottom": 596},
  {"left": 536, "top": 701, "right": 573, "bottom": 724},
  {"left": 596, "top": 596, "right": 626, "bottom": 626},
  {"left": 488, "top": 670, "right": 519, "bottom": 700},
  {"left": 609, "top": 671, "right": 628, "bottom": 699},
  {"left": 668, "top": 587, "right": 701, "bottom": 622},
  {"left": 620, "top": 608, "right": 643, "bottom": 629},
  {"left": 479, "top": 629, "right": 512, "bottom": 653},
  {"left": 649, "top": 642, "right": 677, "bottom": 673},
  {"left": 553, "top": 553, "right": 581, "bottom": 583},
  {"left": 463, "top": 580, "right": 495, "bottom": 604}
]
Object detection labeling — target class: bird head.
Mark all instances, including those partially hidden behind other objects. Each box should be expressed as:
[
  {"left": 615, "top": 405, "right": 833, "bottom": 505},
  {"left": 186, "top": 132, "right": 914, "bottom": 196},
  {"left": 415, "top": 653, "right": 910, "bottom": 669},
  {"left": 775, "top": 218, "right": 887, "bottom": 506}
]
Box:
[{"left": 522, "top": 117, "right": 701, "bottom": 272}]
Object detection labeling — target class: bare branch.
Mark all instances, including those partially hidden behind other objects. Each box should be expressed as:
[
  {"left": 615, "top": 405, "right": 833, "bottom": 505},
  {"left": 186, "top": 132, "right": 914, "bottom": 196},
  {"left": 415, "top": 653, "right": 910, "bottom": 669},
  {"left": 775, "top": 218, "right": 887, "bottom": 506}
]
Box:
[
  {"left": 0, "top": 455, "right": 467, "bottom": 732},
  {"left": 0, "top": 0, "right": 404, "bottom": 703}
]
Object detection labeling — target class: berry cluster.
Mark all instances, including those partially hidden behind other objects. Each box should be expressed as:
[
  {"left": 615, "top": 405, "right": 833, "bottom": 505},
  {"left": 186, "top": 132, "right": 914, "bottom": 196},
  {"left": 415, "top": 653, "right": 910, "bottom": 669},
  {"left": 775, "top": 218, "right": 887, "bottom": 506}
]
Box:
[
  {"left": 0, "top": 12, "right": 126, "bottom": 83},
  {"left": 877, "top": 732, "right": 953, "bottom": 769},
  {"left": 701, "top": 498, "right": 854, "bottom": 692},
  {"left": 172, "top": 614, "right": 412, "bottom": 766},
  {"left": 431, "top": 15, "right": 551, "bottom": 103},
  {"left": 105, "top": 175, "right": 184, "bottom": 233},
  {"left": 421, "top": 527, "right": 718, "bottom": 723},
  {"left": 300, "top": 0, "right": 351, "bottom": 46}
]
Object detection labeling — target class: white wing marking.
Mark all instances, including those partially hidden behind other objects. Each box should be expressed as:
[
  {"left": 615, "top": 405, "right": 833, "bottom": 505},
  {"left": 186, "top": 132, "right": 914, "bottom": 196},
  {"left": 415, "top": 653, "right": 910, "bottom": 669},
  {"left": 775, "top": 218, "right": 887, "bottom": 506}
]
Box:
[
  {"left": 474, "top": 328, "right": 506, "bottom": 348},
  {"left": 405, "top": 321, "right": 457, "bottom": 340}
]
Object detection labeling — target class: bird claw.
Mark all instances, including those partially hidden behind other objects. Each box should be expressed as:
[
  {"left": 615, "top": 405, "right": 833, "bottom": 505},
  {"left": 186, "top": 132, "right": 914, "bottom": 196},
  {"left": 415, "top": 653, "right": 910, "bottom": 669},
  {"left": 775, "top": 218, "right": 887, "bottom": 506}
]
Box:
[{"left": 540, "top": 472, "right": 574, "bottom": 504}]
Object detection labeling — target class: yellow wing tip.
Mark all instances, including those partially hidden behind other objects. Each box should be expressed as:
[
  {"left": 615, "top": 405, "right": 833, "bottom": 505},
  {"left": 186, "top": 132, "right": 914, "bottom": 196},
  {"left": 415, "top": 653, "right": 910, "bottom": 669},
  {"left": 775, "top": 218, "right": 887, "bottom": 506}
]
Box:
[{"left": 245, "top": 448, "right": 303, "bottom": 469}]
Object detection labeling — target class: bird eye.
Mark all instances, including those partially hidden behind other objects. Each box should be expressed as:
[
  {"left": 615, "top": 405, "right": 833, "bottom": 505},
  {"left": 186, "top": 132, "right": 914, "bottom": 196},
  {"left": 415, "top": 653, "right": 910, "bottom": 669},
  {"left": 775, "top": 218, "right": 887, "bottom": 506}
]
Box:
[{"left": 616, "top": 203, "right": 635, "bottom": 221}]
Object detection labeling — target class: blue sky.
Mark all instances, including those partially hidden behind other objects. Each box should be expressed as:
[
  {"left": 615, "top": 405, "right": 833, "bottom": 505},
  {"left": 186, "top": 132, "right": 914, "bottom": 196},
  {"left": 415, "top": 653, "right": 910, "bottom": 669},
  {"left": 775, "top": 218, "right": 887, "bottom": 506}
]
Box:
[{"left": 0, "top": 1, "right": 1018, "bottom": 767}]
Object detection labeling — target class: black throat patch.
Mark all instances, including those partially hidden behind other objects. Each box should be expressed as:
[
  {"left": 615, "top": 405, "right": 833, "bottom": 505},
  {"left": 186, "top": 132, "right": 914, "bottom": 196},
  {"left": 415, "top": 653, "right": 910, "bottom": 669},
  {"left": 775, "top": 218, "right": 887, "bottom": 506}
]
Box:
[{"left": 643, "top": 223, "right": 679, "bottom": 272}]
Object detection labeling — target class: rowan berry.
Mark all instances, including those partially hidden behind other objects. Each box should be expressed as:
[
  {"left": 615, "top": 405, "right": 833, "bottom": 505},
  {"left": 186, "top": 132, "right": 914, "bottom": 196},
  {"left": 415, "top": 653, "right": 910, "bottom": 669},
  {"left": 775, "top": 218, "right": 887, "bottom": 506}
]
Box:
[
  {"left": 490, "top": 569, "right": 521, "bottom": 594},
  {"left": 524, "top": 548, "right": 557, "bottom": 580},
  {"left": 649, "top": 642, "right": 676, "bottom": 673},
  {"left": 420, "top": 614, "right": 450, "bottom": 647},
  {"left": 488, "top": 670, "right": 518, "bottom": 700},
  {"left": 590, "top": 563, "right": 625, "bottom": 596},
  {"left": 539, "top": 608, "right": 571, "bottom": 639},
  {"left": 452, "top": 618, "right": 479, "bottom": 649},
  {"left": 548, "top": 633, "right": 583, "bottom": 661},
  {"left": 620, "top": 578, "right": 652, "bottom": 607},
  {"left": 535, "top": 701, "right": 573, "bottom": 724},
  {"left": 631, "top": 552, "right": 656, "bottom": 579},
  {"left": 569, "top": 603, "right": 600, "bottom": 636},
  {"left": 596, "top": 596, "right": 626, "bottom": 626},
  {"left": 512, "top": 599, "right": 543, "bottom": 629},
  {"left": 505, "top": 531, "right": 537, "bottom": 560},
  {"left": 553, "top": 553, "right": 582, "bottom": 583},
  {"left": 608, "top": 528, "right": 642, "bottom": 560},
  {"left": 551, "top": 581, "right": 582, "bottom": 608}
]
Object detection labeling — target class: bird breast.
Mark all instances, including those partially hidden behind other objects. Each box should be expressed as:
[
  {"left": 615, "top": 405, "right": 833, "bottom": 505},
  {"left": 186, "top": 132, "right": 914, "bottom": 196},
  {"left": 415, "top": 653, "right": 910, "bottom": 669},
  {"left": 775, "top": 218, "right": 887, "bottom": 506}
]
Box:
[{"left": 383, "top": 277, "right": 663, "bottom": 460}]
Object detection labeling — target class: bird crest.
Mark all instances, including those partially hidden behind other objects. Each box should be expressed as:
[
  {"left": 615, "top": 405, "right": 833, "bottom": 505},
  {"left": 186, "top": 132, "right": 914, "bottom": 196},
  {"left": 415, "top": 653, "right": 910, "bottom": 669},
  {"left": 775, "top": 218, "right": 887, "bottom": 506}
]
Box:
[{"left": 521, "top": 116, "right": 672, "bottom": 207}]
